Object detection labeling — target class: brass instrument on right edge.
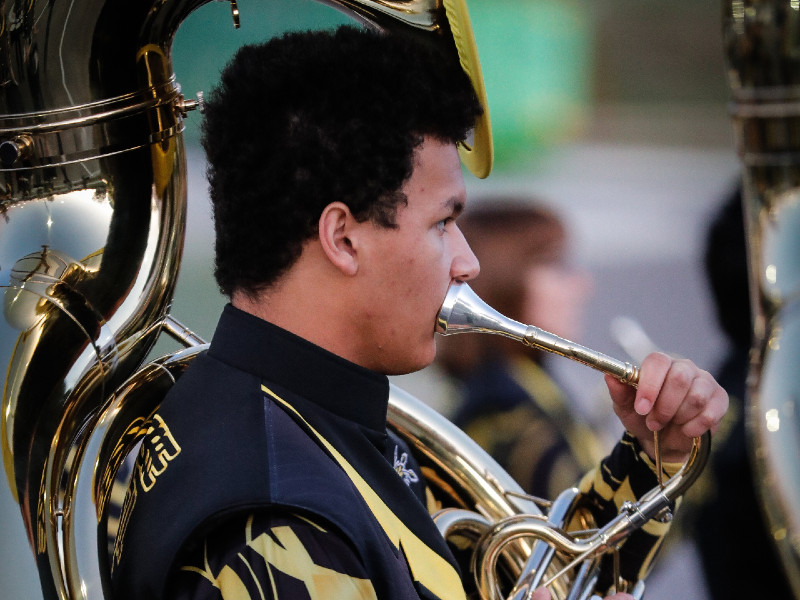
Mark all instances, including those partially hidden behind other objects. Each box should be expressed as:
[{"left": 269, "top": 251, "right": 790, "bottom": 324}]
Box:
[{"left": 723, "top": 2, "right": 800, "bottom": 597}]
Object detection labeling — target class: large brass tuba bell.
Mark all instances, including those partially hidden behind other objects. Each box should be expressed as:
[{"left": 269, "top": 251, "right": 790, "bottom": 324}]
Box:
[
  {"left": 722, "top": 2, "right": 800, "bottom": 596},
  {"left": 0, "top": 0, "right": 193, "bottom": 595}
]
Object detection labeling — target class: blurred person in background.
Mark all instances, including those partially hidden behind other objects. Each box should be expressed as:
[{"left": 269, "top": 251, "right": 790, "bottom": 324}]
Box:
[
  {"left": 694, "top": 184, "right": 795, "bottom": 599},
  {"left": 435, "top": 198, "right": 606, "bottom": 499}
]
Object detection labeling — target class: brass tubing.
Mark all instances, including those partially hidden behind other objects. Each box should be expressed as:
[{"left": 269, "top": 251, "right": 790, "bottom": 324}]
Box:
[{"left": 437, "top": 282, "right": 640, "bottom": 386}]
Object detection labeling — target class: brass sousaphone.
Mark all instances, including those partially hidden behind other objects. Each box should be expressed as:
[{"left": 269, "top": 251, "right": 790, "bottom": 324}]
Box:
[
  {"left": 1, "top": 1, "right": 709, "bottom": 599},
  {"left": 722, "top": 1, "right": 800, "bottom": 596}
]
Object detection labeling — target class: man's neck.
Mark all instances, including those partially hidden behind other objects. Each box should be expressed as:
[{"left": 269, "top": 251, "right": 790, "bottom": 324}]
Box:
[{"left": 231, "top": 249, "right": 365, "bottom": 366}]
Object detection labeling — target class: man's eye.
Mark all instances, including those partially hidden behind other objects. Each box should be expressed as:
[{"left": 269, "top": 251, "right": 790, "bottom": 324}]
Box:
[{"left": 437, "top": 218, "right": 451, "bottom": 232}]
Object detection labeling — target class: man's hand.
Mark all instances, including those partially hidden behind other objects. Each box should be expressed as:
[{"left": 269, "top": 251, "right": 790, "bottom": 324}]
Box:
[{"left": 606, "top": 351, "right": 729, "bottom": 463}]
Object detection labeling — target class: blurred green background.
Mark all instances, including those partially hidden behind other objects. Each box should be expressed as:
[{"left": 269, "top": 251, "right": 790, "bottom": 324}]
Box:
[{"left": 172, "top": 0, "right": 730, "bottom": 169}]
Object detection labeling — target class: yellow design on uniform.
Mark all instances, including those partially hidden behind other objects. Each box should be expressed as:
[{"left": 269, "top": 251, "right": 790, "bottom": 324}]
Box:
[
  {"left": 262, "top": 384, "right": 465, "bottom": 600},
  {"left": 181, "top": 521, "right": 378, "bottom": 600},
  {"left": 138, "top": 414, "right": 182, "bottom": 492}
]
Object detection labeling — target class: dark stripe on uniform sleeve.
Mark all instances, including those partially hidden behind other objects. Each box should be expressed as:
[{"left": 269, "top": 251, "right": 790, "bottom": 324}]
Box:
[{"left": 576, "top": 432, "right": 676, "bottom": 594}]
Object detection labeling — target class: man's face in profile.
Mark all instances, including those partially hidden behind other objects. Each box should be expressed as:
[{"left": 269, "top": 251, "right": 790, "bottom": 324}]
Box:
[{"left": 350, "top": 137, "right": 480, "bottom": 375}]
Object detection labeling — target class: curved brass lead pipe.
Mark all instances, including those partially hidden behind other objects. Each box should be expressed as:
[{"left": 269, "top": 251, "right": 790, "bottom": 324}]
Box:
[
  {"left": 438, "top": 283, "right": 674, "bottom": 488},
  {"left": 436, "top": 282, "right": 640, "bottom": 386}
]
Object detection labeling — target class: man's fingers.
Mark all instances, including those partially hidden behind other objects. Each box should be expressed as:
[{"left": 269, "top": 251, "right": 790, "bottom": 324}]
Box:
[
  {"left": 633, "top": 352, "right": 673, "bottom": 421},
  {"left": 679, "top": 383, "right": 729, "bottom": 438},
  {"left": 666, "top": 370, "right": 715, "bottom": 425},
  {"left": 645, "top": 358, "right": 697, "bottom": 430}
]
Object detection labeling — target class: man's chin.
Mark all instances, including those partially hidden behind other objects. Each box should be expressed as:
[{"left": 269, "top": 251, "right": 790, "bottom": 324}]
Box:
[{"left": 384, "top": 345, "right": 436, "bottom": 376}]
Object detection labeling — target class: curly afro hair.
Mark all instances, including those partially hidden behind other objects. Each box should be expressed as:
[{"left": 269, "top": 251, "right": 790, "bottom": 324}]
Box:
[{"left": 202, "top": 25, "right": 483, "bottom": 297}]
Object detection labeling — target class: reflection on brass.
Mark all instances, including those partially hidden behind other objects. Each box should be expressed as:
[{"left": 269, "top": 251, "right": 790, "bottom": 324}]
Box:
[
  {"left": 230, "top": 0, "right": 241, "bottom": 27},
  {"left": 723, "top": 2, "right": 800, "bottom": 597},
  {"left": 0, "top": 135, "right": 33, "bottom": 168},
  {"left": 1, "top": 0, "right": 188, "bottom": 594},
  {"left": 437, "top": 282, "right": 641, "bottom": 386}
]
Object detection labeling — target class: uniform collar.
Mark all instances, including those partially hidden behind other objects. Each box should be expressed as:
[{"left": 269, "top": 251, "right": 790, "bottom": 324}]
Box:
[{"left": 207, "top": 304, "right": 390, "bottom": 434}]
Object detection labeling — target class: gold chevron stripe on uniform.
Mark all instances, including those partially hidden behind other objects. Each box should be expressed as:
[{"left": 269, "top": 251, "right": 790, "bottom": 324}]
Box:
[
  {"left": 262, "top": 384, "right": 465, "bottom": 600},
  {"left": 181, "top": 518, "right": 378, "bottom": 600}
]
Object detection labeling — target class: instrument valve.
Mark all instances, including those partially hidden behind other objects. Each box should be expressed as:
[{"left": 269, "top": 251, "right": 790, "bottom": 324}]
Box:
[
  {"left": 620, "top": 499, "right": 673, "bottom": 525},
  {"left": 0, "top": 135, "right": 33, "bottom": 168},
  {"left": 619, "top": 500, "right": 649, "bottom": 527},
  {"left": 652, "top": 506, "right": 674, "bottom": 524},
  {"left": 176, "top": 91, "right": 205, "bottom": 117}
]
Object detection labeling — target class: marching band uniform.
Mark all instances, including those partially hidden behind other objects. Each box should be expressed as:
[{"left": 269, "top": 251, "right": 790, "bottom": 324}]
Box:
[
  {"left": 111, "top": 305, "right": 463, "bottom": 600},
  {"left": 111, "top": 305, "right": 675, "bottom": 599}
]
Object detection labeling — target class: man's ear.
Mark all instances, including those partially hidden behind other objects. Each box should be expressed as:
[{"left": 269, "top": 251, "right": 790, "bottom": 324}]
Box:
[{"left": 318, "top": 202, "right": 359, "bottom": 276}]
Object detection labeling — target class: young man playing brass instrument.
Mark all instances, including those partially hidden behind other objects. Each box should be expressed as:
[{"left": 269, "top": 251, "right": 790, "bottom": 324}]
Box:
[{"left": 111, "top": 25, "right": 728, "bottom": 600}]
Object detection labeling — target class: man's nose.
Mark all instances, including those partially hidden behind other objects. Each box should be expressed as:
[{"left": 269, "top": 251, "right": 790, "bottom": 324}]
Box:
[{"left": 451, "top": 228, "right": 480, "bottom": 281}]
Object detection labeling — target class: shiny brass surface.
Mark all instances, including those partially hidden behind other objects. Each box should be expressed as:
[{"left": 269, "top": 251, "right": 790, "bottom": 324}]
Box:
[
  {"left": 0, "top": 0, "right": 199, "bottom": 596},
  {"left": 723, "top": 2, "right": 800, "bottom": 597},
  {"left": 72, "top": 346, "right": 204, "bottom": 599},
  {"left": 437, "top": 282, "right": 641, "bottom": 386}
]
